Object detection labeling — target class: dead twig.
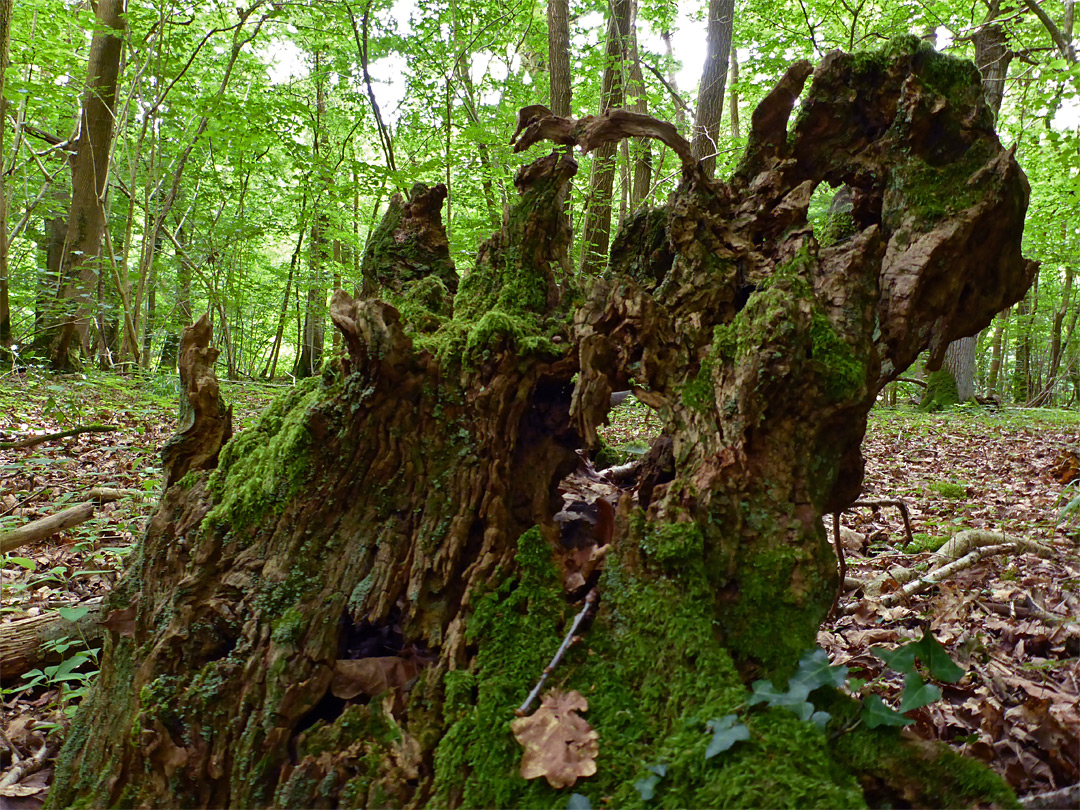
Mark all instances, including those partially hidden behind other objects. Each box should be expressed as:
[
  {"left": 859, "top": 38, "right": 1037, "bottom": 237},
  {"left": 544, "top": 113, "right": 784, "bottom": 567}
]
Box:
[
  {"left": 0, "top": 424, "right": 118, "bottom": 450},
  {"left": 517, "top": 589, "right": 597, "bottom": 716},
  {"left": 847, "top": 499, "right": 914, "bottom": 546}
]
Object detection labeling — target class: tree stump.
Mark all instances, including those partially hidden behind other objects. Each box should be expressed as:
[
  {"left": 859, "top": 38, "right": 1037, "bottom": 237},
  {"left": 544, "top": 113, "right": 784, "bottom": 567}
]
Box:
[{"left": 50, "top": 38, "right": 1034, "bottom": 809}]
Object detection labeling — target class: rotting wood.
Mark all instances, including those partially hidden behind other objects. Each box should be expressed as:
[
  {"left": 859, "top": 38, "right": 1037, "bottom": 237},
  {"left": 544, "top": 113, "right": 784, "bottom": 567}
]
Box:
[
  {"left": 0, "top": 502, "right": 94, "bottom": 554},
  {"left": 0, "top": 598, "right": 104, "bottom": 681}
]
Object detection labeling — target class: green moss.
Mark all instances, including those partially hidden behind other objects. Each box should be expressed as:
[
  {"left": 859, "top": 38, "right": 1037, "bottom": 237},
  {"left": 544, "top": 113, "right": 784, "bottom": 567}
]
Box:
[
  {"left": 640, "top": 521, "right": 705, "bottom": 565},
  {"left": 920, "top": 369, "right": 959, "bottom": 412},
  {"left": 809, "top": 311, "right": 863, "bottom": 401},
  {"left": 818, "top": 210, "right": 858, "bottom": 248},
  {"left": 203, "top": 376, "right": 325, "bottom": 532},
  {"left": 904, "top": 532, "right": 949, "bottom": 553},
  {"left": 835, "top": 722, "right": 1019, "bottom": 808},
  {"left": 929, "top": 480, "right": 966, "bottom": 499}
]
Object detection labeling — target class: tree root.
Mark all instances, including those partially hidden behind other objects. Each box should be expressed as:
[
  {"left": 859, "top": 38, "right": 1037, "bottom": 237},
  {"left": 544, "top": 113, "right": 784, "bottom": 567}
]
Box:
[{"left": 844, "top": 530, "right": 1056, "bottom": 613}]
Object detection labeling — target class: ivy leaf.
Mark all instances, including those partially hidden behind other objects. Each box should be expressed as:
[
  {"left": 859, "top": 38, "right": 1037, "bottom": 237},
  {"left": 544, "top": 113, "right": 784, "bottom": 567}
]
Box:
[
  {"left": 909, "top": 632, "right": 965, "bottom": 684},
  {"left": 704, "top": 716, "right": 750, "bottom": 759},
  {"left": 634, "top": 764, "right": 666, "bottom": 800},
  {"left": 748, "top": 679, "right": 810, "bottom": 706},
  {"left": 810, "top": 711, "right": 831, "bottom": 730},
  {"left": 898, "top": 672, "right": 942, "bottom": 713},
  {"left": 861, "top": 695, "right": 913, "bottom": 728},
  {"left": 567, "top": 793, "right": 592, "bottom": 810},
  {"left": 871, "top": 643, "right": 917, "bottom": 676},
  {"left": 789, "top": 647, "right": 849, "bottom": 693}
]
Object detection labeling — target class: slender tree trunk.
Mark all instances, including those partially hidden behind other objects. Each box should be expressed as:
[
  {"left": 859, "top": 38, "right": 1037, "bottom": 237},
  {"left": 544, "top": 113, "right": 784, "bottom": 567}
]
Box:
[
  {"left": 1012, "top": 293, "right": 1032, "bottom": 403},
  {"left": 985, "top": 308, "right": 1009, "bottom": 397},
  {"left": 294, "top": 58, "right": 327, "bottom": 379},
  {"left": 729, "top": 50, "right": 741, "bottom": 138},
  {"left": 45, "top": 0, "right": 126, "bottom": 369},
  {"left": 690, "top": 0, "right": 734, "bottom": 176},
  {"left": 1029, "top": 264, "right": 1075, "bottom": 406},
  {"left": 662, "top": 29, "right": 687, "bottom": 134},
  {"left": 578, "top": 0, "right": 632, "bottom": 276},
  {"left": 627, "top": 3, "right": 652, "bottom": 211},
  {"left": 0, "top": 0, "right": 12, "bottom": 350},
  {"left": 547, "top": 0, "right": 571, "bottom": 118}
]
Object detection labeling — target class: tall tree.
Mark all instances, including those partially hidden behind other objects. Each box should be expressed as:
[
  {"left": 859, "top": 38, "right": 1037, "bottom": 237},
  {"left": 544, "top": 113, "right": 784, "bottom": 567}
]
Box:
[
  {"left": 547, "top": 0, "right": 571, "bottom": 118},
  {"left": 44, "top": 0, "right": 126, "bottom": 369},
  {"left": 690, "top": 0, "right": 734, "bottom": 176},
  {"left": 0, "top": 0, "right": 12, "bottom": 351},
  {"left": 578, "top": 0, "right": 632, "bottom": 275}
]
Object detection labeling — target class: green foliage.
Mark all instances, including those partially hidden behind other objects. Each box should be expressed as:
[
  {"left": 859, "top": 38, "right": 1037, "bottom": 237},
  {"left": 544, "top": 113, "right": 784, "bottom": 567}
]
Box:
[{"left": 929, "top": 480, "right": 967, "bottom": 499}]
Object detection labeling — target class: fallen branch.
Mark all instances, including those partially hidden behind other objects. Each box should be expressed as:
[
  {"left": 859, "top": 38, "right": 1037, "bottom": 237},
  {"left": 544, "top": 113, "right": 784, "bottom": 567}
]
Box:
[
  {"left": 0, "top": 425, "right": 118, "bottom": 450},
  {"left": 0, "top": 737, "right": 59, "bottom": 789},
  {"left": 87, "top": 487, "right": 148, "bottom": 503},
  {"left": 847, "top": 499, "right": 914, "bottom": 546},
  {"left": 0, "top": 502, "right": 95, "bottom": 554},
  {"left": 847, "top": 531, "right": 1056, "bottom": 612},
  {"left": 517, "top": 589, "right": 597, "bottom": 716}
]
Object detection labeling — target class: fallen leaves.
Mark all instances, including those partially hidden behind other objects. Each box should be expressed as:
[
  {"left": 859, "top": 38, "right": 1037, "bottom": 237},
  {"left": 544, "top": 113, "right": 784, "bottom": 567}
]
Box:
[{"left": 511, "top": 689, "right": 598, "bottom": 789}]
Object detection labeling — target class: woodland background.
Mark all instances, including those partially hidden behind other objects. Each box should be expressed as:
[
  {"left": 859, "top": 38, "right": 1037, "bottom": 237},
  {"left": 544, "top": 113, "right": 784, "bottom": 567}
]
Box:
[{"left": 0, "top": 0, "right": 1077, "bottom": 398}]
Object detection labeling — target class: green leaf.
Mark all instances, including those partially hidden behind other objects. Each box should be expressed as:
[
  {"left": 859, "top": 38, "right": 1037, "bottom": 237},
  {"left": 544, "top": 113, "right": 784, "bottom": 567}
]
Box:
[
  {"left": 567, "top": 793, "right": 591, "bottom": 810},
  {"left": 898, "top": 672, "right": 941, "bottom": 713},
  {"left": 910, "top": 632, "right": 965, "bottom": 683},
  {"left": 749, "top": 678, "right": 810, "bottom": 705},
  {"left": 4, "top": 557, "right": 36, "bottom": 570},
  {"left": 810, "top": 711, "right": 831, "bottom": 730},
  {"left": 705, "top": 716, "right": 750, "bottom": 759},
  {"left": 57, "top": 606, "right": 90, "bottom": 622},
  {"left": 871, "top": 643, "right": 917, "bottom": 675},
  {"left": 861, "top": 695, "right": 913, "bottom": 728},
  {"left": 789, "top": 647, "right": 848, "bottom": 693}
]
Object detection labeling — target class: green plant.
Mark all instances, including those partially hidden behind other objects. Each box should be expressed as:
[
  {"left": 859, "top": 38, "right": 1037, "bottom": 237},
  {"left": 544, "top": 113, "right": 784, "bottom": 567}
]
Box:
[{"left": 929, "top": 481, "right": 967, "bottom": 499}]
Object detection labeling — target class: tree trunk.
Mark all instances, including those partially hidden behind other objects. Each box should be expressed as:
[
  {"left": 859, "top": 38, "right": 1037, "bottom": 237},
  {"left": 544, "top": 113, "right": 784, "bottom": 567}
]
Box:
[
  {"left": 729, "top": 50, "right": 741, "bottom": 138},
  {"left": 50, "top": 44, "right": 1034, "bottom": 810},
  {"left": 547, "top": 0, "right": 571, "bottom": 118},
  {"left": 1029, "top": 264, "right": 1075, "bottom": 406},
  {"left": 578, "top": 0, "right": 632, "bottom": 276},
  {"left": 44, "top": 0, "right": 126, "bottom": 370},
  {"left": 1012, "top": 293, "right": 1032, "bottom": 402},
  {"left": 985, "top": 308, "right": 1009, "bottom": 397},
  {"left": 0, "top": 0, "right": 12, "bottom": 350},
  {"left": 690, "top": 0, "right": 734, "bottom": 176}
]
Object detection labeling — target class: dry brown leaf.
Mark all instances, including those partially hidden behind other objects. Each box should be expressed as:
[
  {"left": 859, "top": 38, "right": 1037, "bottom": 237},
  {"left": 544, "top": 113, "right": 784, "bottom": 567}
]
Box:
[
  {"left": 330, "top": 657, "right": 418, "bottom": 700},
  {"left": 100, "top": 605, "right": 137, "bottom": 638},
  {"left": 511, "top": 689, "right": 598, "bottom": 789}
]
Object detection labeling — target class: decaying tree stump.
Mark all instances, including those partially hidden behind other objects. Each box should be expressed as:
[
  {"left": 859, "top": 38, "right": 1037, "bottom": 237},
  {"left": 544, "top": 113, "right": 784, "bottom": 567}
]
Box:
[{"left": 50, "top": 38, "right": 1034, "bottom": 809}]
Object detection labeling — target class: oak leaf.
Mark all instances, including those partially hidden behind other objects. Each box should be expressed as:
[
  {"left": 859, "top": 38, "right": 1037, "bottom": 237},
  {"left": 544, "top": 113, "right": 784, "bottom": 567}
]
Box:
[{"left": 511, "top": 689, "right": 598, "bottom": 788}]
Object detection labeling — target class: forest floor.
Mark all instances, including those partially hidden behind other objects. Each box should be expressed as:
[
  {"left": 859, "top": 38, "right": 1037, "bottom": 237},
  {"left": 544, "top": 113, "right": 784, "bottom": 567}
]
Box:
[{"left": 0, "top": 371, "right": 1077, "bottom": 807}]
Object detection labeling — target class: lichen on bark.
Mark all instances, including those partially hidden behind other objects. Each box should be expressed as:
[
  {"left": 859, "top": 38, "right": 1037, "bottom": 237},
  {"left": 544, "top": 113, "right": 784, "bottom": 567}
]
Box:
[{"left": 50, "top": 38, "right": 1033, "bottom": 810}]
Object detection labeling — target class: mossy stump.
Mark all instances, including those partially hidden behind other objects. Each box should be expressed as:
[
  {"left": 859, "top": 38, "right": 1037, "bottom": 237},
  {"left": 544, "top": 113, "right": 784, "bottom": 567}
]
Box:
[{"left": 50, "top": 38, "right": 1033, "bottom": 809}]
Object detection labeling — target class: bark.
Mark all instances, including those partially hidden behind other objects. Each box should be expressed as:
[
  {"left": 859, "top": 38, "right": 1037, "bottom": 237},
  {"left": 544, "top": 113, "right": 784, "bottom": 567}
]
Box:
[
  {"left": 626, "top": 4, "right": 652, "bottom": 211},
  {"left": 985, "top": 308, "right": 1009, "bottom": 397},
  {"left": 1013, "top": 293, "right": 1033, "bottom": 402},
  {"left": 44, "top": 0, "right": 126, "bottom": 370},
  {"left": 690, "top": 0, "right": 735, "bottom": 176},
  {"left": 0, "top": 503, "right": 95, "bottom": 554},
  {"left": 728, "top": 50, "right": 741, "bottom": 138},
  {"left": 0, "top": 0, "right": 12, "bottom": 349},
  {"left": 1029, "top": 264, "right": 1075, "bottom": 406},
  {"left": 578, "top": 0, "right": 632, "bottom": 276},
  {"left": 51, "top": 43, "right": 1034, "bottom": 810},
  {"left": 546, "top": 0, "right": 572, "bottom": 118}
]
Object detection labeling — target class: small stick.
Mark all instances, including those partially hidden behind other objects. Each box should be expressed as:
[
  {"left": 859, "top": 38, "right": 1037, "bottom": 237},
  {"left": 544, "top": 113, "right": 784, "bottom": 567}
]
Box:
[
  {"left": 517, "top": 590, "right": 598, "bottom": 716},
  {"left": 828, "top": 512, "right": 846, "bottom": 619},
  {"left": 0, "top": 502, "right": 95, "bottom": 554},
  {"left": 0, "top": 425, "right": 118, "bottom": 450}
]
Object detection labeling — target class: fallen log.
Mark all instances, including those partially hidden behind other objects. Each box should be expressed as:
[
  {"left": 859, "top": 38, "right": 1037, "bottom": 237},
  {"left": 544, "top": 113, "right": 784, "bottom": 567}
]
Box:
[
  {"left": 0, "top": 502, "right": 95, "bottom": 554},
  {"left": 0, "top": 599, "right": 104, "bottom": 682},
  {"left": 0, "top": 425, "right": 117, "bottom": 450}
]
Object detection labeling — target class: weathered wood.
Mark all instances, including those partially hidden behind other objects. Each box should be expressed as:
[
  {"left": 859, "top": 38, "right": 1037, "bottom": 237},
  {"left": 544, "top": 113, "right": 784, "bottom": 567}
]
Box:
[
  {"left": 0, "top": 502, "right": 94, "bottom": 554},
  {"left": 160, "top": 313, "right": 233, "bottom": 489},
  {"left": 51, "top": 40, "right": 1034, "bottom": 810},
  {"left": 0, "top": 599, "right": 103, "bottom": 681}
]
